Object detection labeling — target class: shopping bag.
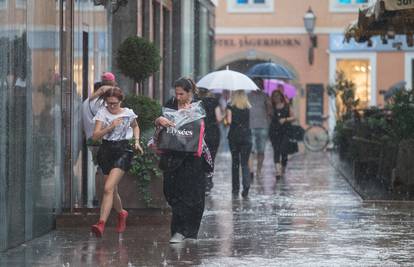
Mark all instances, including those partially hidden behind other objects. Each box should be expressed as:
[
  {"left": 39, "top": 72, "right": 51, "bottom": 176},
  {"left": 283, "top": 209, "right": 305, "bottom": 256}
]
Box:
[
  {"left": 158, "top": 119, "right": 205, "bottom": 155},
  {"left": 156, "top": 101, "right": 206, "bottom": 156}
]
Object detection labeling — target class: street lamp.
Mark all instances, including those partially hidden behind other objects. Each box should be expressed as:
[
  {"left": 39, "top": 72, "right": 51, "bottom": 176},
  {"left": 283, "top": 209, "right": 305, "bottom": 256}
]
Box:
[
  {"left": 304, "top": 7, "right": 317, "bottom": 65},
  {"left": 93, "top": 0, "right": 128, "bottom": 13}
]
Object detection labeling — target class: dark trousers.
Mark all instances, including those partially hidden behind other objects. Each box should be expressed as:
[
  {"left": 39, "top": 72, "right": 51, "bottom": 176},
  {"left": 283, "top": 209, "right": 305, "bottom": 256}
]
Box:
[
  {"left": 163, "top": 154, "right": 205, "bottom": 238},
  {"left": 271, "top": 135, "right": 288, "bottom": 167},
  {"left": 170, "top": 201, "right": 204, "bottom": 238},
  {"left": 229, "top": 138, "right": 252, "bottom": 193}
]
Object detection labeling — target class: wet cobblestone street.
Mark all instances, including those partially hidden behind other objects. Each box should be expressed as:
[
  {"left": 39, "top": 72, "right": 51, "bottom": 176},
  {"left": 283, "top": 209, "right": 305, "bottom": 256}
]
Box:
[{"left": 2, "top": 149, "right": 414, "bottom": 266}]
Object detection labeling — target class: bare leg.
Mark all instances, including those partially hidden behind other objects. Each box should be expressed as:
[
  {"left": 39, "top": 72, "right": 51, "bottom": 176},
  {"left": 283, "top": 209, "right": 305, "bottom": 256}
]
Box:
[
  {"left": 248, "top": 153, "right": 255, "bottom": 172},
  {"left": 99, "top": 168, "right": 125, "bottom": 222},
  {"left": 113, "top": 186, "right": 123, "bottom": 213},
  {"left": 102, "top": 175, "right": 122, "bottom": 213},
  {"left": 256, "top": 153, "right": 265, "bottom": 175}
]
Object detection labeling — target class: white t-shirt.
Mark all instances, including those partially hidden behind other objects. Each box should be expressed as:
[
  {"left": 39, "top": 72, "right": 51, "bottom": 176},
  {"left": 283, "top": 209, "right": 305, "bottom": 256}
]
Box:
[{"left": 93, "top": 107, "right": 138, "bottom": 141}]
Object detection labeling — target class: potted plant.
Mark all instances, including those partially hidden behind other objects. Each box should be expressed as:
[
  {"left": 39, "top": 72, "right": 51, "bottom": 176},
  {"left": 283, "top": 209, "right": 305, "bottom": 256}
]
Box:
[
  {"left": 117, "top": 95, "right": 164, "bottom": 208},
  {"left": 116, "top": 36, "right": 162, "bottom": 88}
]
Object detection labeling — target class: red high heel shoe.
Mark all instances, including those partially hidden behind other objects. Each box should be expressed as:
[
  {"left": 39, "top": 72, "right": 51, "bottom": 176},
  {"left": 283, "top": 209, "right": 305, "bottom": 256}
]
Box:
[
  {"left": 116, "top": 210, "right": 128, "bottom": 233},
  {"left": 91, "top": 220, "right": 105, "bottom": 237}
]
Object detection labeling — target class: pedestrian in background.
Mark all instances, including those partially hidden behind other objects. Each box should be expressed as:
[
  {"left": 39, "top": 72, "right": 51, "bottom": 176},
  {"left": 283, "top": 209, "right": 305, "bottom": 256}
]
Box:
[
  {"left": 248, "top": 78, "right": 272, "bottom": 178},
  {"left": 226, "top": 90, "right": 252, "bottom": 198},
  {"left": 269, "top": 90, "right": 295, "bottom": 178},
  {"left": 82, "top": 72, "right": 117, "bottom": 139},
  {"left": 198, "top": 87, "right": 223, "bottom": 192},
  {"left": 155, "top": 77, "right": 207, "bottom": 243},
  {"left": 90, "top": 87, "right": 143, "bottom": 237}
]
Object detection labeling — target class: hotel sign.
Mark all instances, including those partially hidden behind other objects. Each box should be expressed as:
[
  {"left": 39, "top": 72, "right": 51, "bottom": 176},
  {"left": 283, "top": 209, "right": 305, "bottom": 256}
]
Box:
[
  {"left": 384, "top": 0, "right": 414, "bottom": 10},
  {"left": 215, "top": 37, "right": 301, "bottom": 48}
]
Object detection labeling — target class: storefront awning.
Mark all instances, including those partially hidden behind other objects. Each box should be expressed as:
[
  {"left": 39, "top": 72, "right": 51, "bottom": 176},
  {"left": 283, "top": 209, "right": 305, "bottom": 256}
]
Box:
[{"left": 344, "top": 0, "right": 414, "bottom": 44}]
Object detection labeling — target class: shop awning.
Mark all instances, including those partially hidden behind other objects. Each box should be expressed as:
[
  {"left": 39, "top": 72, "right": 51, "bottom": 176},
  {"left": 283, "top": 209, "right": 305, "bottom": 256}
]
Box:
[{"left": 344, "top": 0, "right": 414, "bottom": 44}]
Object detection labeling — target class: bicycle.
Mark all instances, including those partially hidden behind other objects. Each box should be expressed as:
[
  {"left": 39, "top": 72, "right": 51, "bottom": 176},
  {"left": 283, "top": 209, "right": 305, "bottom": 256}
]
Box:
[{"left": 303, "top": 115, "right": 330, "bottom": 152}]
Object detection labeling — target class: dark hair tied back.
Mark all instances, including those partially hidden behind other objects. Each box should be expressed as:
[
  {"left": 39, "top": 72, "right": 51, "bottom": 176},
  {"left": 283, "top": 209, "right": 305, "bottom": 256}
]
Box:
[
  {"left": 103, "top": 86, "right": 124, "bottom": 102},
  {"left": 174, "top": 77, "right": 199, "bottom": 95}
]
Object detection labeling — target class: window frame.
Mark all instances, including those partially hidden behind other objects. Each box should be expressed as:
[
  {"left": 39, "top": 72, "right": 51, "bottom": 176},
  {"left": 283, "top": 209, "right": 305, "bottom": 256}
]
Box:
[
  {"left": 328, "top": 52, "right": 377, "bottom": 136},
  {"left": 0, "top": 0, "right": 7, "bottom": 10},
  {"left": 227, "top": 0, "right": 274, "bottom": 13},
  {"left": 329, "top": 0, "right": 371, "bottom": 13},
  {"left": 404, "top": 53, "right": 414, "bottom": 91}
]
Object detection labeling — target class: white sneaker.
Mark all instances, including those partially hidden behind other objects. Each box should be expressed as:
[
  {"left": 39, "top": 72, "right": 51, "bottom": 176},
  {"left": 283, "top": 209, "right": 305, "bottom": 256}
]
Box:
[{"left": 169, "top": 233, "right": 185, "bottom": 243}]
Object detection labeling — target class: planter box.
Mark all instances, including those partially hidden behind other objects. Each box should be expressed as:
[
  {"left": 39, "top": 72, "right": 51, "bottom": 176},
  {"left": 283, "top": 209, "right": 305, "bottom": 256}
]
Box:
[
  {"left": 393, "top": 139, "right": 414, "bottom": 191},
  {"left": 96, "top": 171, "right": 167, "bottom": 209}
]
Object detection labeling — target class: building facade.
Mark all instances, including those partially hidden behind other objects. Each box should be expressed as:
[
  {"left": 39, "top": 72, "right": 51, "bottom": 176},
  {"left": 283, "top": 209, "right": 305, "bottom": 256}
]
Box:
[
  {"left": 215, "top": 0, "right": 411, "bottom": 134},
  {"left": 0, "top": 0, "right": 216, "bottom": 251}
]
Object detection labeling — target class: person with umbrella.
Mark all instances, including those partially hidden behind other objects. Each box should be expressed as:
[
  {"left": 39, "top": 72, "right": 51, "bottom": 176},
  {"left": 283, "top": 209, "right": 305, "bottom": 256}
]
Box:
[
  {"left": 198, "top": 87, "right": 223, "bottom": 193},
  {"left": 247, "top": 78, "right": 272, "bottom": 178},
  {"left": 269, "top": 89, "right": 296, "bottom": 178},
  {"left": 196, "top": 68, "right": 258, "bottom": 197},
  {"left": 226, "top": 90, "right": 252, "bottom": 198}
]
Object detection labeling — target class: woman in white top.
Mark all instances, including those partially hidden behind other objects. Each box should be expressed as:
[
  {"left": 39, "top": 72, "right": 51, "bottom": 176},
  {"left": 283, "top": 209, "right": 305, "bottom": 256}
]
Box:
[{"left": 90, "top": 87, "right": 143, "bottom": 237}]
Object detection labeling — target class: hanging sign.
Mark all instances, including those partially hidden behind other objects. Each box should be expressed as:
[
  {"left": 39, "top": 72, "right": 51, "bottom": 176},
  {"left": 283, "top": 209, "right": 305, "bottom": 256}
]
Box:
[{"left": 384, "top": 0, "right": 414, "bottom": 11}]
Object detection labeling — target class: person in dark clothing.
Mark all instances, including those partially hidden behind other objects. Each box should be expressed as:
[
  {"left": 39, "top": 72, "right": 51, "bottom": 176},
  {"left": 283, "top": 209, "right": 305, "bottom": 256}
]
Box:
[
  {"left": 226, "top": 90, "right": 252, "bottom": 198},
  {"left": 198, "top": 88, "right": 223, "bottom": 192},
  {"left": 269, "top": 90, "right": 296, "bottom": 178},
  {"left": 155, "top": 77, "right": 207, "bottom": 243}
]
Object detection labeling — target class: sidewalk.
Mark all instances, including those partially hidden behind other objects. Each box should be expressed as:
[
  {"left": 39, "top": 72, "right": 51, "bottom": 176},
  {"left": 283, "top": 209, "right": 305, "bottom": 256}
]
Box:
[{"left": 1, "top": 148, "right": 414, "bottom": 266}]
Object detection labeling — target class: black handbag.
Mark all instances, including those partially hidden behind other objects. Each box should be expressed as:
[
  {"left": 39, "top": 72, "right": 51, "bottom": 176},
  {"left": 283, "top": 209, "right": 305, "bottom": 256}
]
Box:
[
  {"left": 287, "top": 140, "right": 299, "bottom": 155},
  {"left": 289, "top": 125, "right": 305, "bottom": 141}
]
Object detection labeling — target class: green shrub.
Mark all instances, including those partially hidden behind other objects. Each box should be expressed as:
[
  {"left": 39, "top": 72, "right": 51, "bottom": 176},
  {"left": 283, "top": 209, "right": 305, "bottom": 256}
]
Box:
[
  {"left": 117, "top": 36, "right": 161, "bottom": 84},
  {"left": 129, "top": 136, "right": 161, "bottom": 205},
  {"left": 123, "top": 94, "right": 162, "bottom": 134},
  {"left": 389, "top": 90, "right": 414, "bottom": 141},
  {"left": 123, "top": 95, "right": 162, "bottom": 206}
]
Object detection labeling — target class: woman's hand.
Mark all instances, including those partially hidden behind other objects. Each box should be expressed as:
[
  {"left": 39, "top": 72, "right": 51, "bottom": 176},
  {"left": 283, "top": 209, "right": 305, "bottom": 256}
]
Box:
[
  {"left": 279, "top": 118, "right": 286, "bottom": 124},
  {"left": 157, "top": 116, "right": 175, "bottom": 127},
  {"left": 111, "top": 118, "right": 123, "bottom": 128},
  {"left": 134, "top": 140, "right": 144, "bottom": 155}
]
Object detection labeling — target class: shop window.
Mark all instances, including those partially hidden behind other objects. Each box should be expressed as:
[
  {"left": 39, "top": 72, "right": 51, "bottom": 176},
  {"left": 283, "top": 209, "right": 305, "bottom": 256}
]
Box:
[
  {"left": 330, "top": 0, "right": 370, "bottom": 12},
  {"left": 0, "top": 0, "right": 7, "bottom": 9},
  {"left": 336, "top": 59, "right": 372, "bottom": 109},
  {"left": 15, "top": 0, "right": 26, "bottom": 8},
  {"left": 228, "top": 0, "right": 274, "bottom": 13}
]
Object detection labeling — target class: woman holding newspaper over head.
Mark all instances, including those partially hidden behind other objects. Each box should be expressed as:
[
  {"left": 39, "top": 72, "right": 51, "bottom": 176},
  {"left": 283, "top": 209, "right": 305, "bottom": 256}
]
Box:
[
  {"left": 154, "top": 77, "right": 213, "bottom": 243},
  {"left": 90, "top": 87, "right": 143, "bottom": 238}
]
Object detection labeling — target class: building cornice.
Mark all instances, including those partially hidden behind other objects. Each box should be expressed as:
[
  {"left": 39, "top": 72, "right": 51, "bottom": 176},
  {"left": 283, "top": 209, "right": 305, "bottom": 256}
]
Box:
[{"left": 216, "top": 27, "right": 346, "bottom": 35}]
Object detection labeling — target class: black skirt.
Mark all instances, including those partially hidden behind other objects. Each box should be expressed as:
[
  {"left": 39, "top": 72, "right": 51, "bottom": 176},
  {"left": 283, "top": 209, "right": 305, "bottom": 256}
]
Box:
[{"left": 97, "top": 139, "right": 134, "bottom": 175}]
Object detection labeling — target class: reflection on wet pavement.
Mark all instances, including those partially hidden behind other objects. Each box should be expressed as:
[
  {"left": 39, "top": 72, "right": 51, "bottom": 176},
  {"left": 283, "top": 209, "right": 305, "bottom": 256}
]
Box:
[{"left": 1, "top": 149, "right": 414, "bottom": 266}]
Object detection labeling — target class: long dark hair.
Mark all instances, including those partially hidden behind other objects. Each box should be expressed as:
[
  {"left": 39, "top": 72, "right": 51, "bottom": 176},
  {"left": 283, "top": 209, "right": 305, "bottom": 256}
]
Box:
[
  {"left": 271, "top": 90, "right": 287, "bottom": 107},
  {"left": 173, "top": 77, "right": 199, "bottom": 95}
]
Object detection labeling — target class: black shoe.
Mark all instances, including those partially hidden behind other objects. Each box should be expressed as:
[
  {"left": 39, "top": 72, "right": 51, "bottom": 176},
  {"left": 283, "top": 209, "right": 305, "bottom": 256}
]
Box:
[
  {"left": 241, "top": 188, "right": 249, "bottom": 198},
  {"left": 232, "top": 190, "right": 239, "bottom": 197},
  {"left": 250, "top": 172, "right": 254, "bottom": 181}
]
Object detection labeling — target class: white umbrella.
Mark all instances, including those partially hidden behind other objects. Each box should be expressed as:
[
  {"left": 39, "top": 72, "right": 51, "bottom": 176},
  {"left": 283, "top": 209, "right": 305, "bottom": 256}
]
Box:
[{"left": 196, "top": 68, "right": 258, "bottom": 91}]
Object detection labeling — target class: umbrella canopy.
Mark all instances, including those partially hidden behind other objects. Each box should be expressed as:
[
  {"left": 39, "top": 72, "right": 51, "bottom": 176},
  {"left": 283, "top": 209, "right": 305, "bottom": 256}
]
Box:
[
  {"left": 196, "top": 69, "right": 258, "bottom": 91},
  {"left": 263, "top": 79, "right": 297, "bottom": 99},
  {"left": 246, "top": 62, "right": 295, "bottom": 80},
  {"left": 384, "top": 80, "right": 406, "bottom": 100}
]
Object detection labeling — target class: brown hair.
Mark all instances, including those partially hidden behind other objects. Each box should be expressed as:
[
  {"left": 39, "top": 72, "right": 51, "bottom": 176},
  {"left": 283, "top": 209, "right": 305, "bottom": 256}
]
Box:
[
  {"left": 103, "top": 87, "right": 124, "bottom": 102},
  {"left": 271, "top": 90, "right": 287, "bottom": 107},
  {"left": 174, "top": 77, "right": 199, "bottom": 95}
]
